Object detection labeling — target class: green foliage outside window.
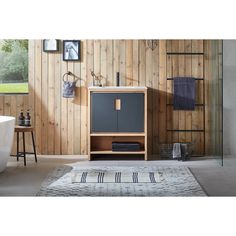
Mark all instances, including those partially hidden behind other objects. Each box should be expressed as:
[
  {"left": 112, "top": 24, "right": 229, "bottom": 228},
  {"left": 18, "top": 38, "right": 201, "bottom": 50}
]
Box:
[{"left": 0, "top": 39, "right": 28, "bottom": 93}]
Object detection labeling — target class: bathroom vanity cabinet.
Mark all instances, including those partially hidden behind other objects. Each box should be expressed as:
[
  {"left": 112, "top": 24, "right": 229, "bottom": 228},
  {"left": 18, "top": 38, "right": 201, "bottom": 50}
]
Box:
[{"left": 88, "top": 87, "right": 148, "bottom": 160}]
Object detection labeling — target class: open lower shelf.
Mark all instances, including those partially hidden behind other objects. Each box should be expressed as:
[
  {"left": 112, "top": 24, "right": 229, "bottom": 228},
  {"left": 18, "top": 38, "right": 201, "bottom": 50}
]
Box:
[
  {"left": 90, "top": 132, "right": 145, "bottom": 136},
  {"left": 90, "top": 150, "right": 146, "bottom": 154}
]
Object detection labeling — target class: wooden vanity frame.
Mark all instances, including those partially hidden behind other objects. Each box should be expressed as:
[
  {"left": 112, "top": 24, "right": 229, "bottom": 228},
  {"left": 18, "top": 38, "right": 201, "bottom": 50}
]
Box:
[{"left": 88, "top": 87, "right": 148, "bottom": 160}]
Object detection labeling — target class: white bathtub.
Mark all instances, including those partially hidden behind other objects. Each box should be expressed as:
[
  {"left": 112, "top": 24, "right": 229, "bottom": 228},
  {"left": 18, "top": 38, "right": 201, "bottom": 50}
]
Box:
[{"left": 0, "top": 116, "right": 15, "bottom": 172}]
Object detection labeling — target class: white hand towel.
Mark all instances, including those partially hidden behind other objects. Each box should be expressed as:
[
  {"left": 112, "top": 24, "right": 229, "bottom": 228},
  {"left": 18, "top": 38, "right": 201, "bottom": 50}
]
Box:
[{"left": 173, "top": 143, "right": 181, "bottom": 159}]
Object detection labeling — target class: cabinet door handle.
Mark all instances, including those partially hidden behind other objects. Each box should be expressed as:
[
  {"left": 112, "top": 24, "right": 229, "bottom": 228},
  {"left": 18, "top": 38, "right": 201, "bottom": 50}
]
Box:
[{"left": 115, "top": 99, "right": 121, "bottom": 110}]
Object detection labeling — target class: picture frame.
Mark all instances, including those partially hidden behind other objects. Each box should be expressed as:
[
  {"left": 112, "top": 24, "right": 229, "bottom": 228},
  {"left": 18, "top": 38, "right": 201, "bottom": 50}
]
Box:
[
  {"left": 63, "top": 40, "right": 80, "bottom": 61},
  {"left": 43, "top": 39, "right": 59, "bottom": 52}
]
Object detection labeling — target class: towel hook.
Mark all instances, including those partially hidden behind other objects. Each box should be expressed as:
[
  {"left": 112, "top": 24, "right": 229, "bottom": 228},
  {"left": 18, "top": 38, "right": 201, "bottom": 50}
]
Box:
[
  {"left": 63, "top": 71, "right": 74, "bottom": 82},
  {"left": 62, "top": 71, "right": 84, "bottom": 83}
]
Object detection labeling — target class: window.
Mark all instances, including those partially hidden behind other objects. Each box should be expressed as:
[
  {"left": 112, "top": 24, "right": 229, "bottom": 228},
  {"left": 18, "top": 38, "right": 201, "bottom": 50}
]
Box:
[{"left": 0, "top": 40, "right": 28, "bottom": 94}]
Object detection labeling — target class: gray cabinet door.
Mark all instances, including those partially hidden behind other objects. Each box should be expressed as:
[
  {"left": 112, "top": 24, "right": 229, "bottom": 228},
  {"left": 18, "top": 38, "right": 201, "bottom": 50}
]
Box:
[
  {"left": 91, "top": 93, "right": 117, "bottom": 132},
  {"left": 117, "top": 93, "right": 144, "bottom": 132}
]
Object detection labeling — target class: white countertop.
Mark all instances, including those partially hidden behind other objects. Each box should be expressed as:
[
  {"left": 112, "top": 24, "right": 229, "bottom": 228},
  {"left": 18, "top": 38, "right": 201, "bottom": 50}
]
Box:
[{"left": 88, "top": 86, "right": 147, "bottom": 90}]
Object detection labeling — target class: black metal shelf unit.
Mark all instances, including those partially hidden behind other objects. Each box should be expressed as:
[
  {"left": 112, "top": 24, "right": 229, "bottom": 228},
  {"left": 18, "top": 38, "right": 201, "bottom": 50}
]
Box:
[
  {"left": 167, "top": 104, "right": 204, "bottom": 106},
  {"left": 167, "top": 52, "right": 204, "bottom": 55},
  {"left": 167, "top": 78, "right": 204, "bottom": 80},
  {"left": 166, "top": 51, "right": 205, "bottom": 156}
]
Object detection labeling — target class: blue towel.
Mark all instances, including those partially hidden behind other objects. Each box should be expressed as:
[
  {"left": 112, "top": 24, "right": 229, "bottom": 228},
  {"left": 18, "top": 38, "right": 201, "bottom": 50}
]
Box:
[
  {"left": 173, "top": 77, "right": 196, "bottom": 110},
  {"left": 62, "top": 81, "right": 77, "bottom": 98}
]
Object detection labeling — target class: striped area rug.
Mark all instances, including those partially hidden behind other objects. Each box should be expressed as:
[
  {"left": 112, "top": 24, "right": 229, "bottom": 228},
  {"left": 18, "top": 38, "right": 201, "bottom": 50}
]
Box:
[
  {"left": 71, "top": 171, "right": 161, "bottom": 183},
  {"left": 37, "top": 165, "right": 207, "bottom": 196}
]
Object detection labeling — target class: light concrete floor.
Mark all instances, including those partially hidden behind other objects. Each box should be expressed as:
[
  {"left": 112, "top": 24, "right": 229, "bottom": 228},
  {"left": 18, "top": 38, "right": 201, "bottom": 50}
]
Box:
[{"left": 0, "top": 155, "right": 236, "bottom": 196}]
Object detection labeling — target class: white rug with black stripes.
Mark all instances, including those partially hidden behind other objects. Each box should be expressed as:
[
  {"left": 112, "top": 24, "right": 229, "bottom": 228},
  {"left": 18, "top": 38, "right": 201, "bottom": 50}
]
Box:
[
  {"left": 37, "top": 165, "right": 206, "bottom": 196},
  {"left": 71, "top": 170, "right": 161, "bottom": 183}
]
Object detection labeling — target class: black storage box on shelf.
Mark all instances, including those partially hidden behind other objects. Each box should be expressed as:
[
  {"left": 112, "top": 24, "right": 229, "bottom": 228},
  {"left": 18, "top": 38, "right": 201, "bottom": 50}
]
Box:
[{"left": 112, "top": 142, "right": 141, "bottom": 152}]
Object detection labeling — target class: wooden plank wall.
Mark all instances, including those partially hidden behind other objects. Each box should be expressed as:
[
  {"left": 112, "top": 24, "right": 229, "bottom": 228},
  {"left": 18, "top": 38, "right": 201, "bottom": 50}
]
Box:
[{"left": 0, "top": 40, "right": 218, "bottom": 157}]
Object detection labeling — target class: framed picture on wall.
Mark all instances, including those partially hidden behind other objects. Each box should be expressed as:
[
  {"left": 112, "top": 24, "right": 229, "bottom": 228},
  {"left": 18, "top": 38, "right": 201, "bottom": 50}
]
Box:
[
  {"left": 43, "top": 39, "right": 59, "bottom": 52},
  {"left": 63, "top": 40, "right": 80, "bottom": 61}
]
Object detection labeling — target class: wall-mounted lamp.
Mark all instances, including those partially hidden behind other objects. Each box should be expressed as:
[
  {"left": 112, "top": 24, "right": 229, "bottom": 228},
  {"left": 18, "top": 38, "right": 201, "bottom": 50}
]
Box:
[{"left": 147, "top": 40, "right": 158, "bottom": 51}]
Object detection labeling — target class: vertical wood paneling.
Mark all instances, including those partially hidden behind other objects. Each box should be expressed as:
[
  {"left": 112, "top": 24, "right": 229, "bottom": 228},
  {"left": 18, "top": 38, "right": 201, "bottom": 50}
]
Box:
[
  {"left": 34, "top": 40, "right": 42, "bottom": 153},
  {"left": 132, "top": 40, "right": 139, "bottom": 86},
  {"left": 120, "top": 40, "right": 126, "bottom": 86},
  {"left": 166, "top": 53, "right": 172, "bottom": 143},
  {"left": 139, "top": 40, "right": 146, "bottom": 86},
  {"left": 178, "top": 40, "right": 186, "bottom": 143},
  {"left": 1, "top": 40, "right": 217, "bottom": 158},
  {"left": 192, "top": 40, "right": 204, "bottom": 152},
  {"left": 23, "top": 92, "right": 30, "bottom": 152},
  {"left": 191, "top": 41, "right": 204, "bottom": 155},
  {"left": 113, "top": 40, "right": 120, "bottom": 86},
  {"left": 101, "top": 40, "right": 107, "bottom": 86},
  {"left": 172, "top": 42, "right": 179, "bottom": 143},
  {"left": 106, "top": 40, "right": 113, "bottom": 86},
  {"left": 94, "top": 40, "right": 101, "bottom": 79},
  {"left": 4, "top": 96, "right": 11, "bottom": 115},
  {"left": 86, "top": 40, "right": 94, "bottom": 158},
  {"left": 10, "top": 96, "right": 17, "bottom": 153},
  {"left": 186, "top": 42, "right": 199, "bottom": 155},
  {"left": 204, "top": 40, "right": 212, "bottom": 155},
  {"left": 47, "top": 53, "right": 55, "bottom": 154},
  {"left": 125, "top": 40, "right": 133, "bottom": 86},
  {"left": 73, "top": 59, "right": 81, "bottom": 154},
  {"left": 146, "top": 41, "right": 153, "bottom": 156},
  {"left": 80, "top": 40, "right": 88, "bottom": 155},
  {"left": 0, "top": 96, "right": 3, "bottom": 115},
  {"left": 14, "top": 95, "right": 24, "bottom": 154},
  {"left": 54, "top": 52, "right": 61, "bottom": 154},
  {"left": 16, "top": 96, "right": 24, "bottom": 122},
  {"left": 184, "top": 41, "right": 192, "bottom": 143},
  {"left": 60, "top": 54, "right": 68, "bottom": 155},
  {"left": 152, "top": 42, "right": 159, "bottom": 155},
  {"left": 67, "top": 62, "right": 74, "bottom": 154},
  {"left": 86, "top": 40, "right": 94, "bottom": 155},
  {"left": 27, "top": 40, "right": 35, "bottom": 153},
  {"left": 158, "top": 40, "right": 167, "bottom": 144},
  {"left": 41, "top": 47, "right": 48, "bottom": 154}
]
